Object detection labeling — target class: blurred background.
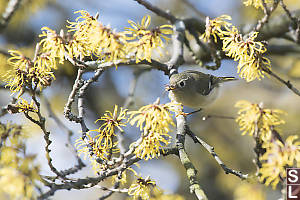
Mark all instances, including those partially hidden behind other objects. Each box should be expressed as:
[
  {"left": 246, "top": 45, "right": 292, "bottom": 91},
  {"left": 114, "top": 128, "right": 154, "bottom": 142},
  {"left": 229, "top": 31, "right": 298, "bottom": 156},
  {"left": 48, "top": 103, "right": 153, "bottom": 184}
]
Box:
[{"left": 0, "top": 0, "right": 300, "bottom": 199}]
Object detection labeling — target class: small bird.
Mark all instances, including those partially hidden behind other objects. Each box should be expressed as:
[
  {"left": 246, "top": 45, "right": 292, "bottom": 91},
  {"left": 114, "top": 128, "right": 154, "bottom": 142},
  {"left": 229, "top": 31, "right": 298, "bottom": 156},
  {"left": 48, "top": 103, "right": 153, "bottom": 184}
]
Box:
[{"left": 166, "top": 70, "right": 237, "bottom": 108}]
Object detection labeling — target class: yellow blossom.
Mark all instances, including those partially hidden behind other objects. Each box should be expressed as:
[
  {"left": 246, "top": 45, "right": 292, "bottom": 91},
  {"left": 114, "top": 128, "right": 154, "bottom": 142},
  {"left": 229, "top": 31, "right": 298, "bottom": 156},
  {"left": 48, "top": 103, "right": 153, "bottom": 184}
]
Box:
[
  {"left": 222, "top": 30, "right": 266, "bottom": 62},
  {"left": 131, "top": 131, "right": 170, "bottom": 160},
  {"left": 90, "top": 159, "right": 107, "bottom": 174},
  {"left": 124, "top": 15, "right": 173, "bottom": 63},
  {"left": 0, "top": 167, "right": 35, "bottom": 199},
  {"left": 237, "top": 55, "right": 271, "bottom": 82},
  {"left": 200, "top": 15, "right": 232, "bottom": 43},
  {"left": 125, "top": 15, "right": 173, "bottom": 41},
  {"left": 34, "top": 52, "right": 57, "bottom": 71},
  {"left": 111, "top": 167, "right": 137, "bottom": 186},
  {"left": 128, "top": 176, "right": 158, "bottom": 200},
  {"left": 4, "top": 50, "right": 32, "bottom": 94},
  {"left": 66, "top": 10, "right": 99, "bottom": 59},
  {"left": 75, "top": 105, "right": 127, "bottom": 173},
  {"left": 234, "top": 182, "right": 265, "bottom": 200},
  {"left": 39, "top": 27, "right": 66, "bottom": 64},
  {"left": 4, "top": 67, "right": 27, "bottom": 96},
  {"left": 235, "top": 100, "right": 285, "bottom": 141},
  {"left": 0, "top": 122, "right": 40, "bottom": 200},
  {"left": 75, "top": 134, "right": 119, "bottom": 161},
  {"left": 126, "top": 15, "right": 152, "bottom": 38},
  {"left": 96, "top": 105, "right": 127, "bottom": 135},
  {"left": 206, "top": 14, "right": 271, "bottom": 82},
  {"left": 221, "top": 25, "right": 269, "bottom": 82},
  {"left": 128, "top": 100, "right": 177, "bottom": 160},
  {"left": 0, "top": 147, "right": 18, "bottom": 168},
  {"left": 221, "top": 26, "right": 243, "bottom": 61},
  {"left": 7, "top": 50, "right": 32, "bottom": 70},
  {"left": 89, "top": 105, "right": 127, "bottom": 149},
  {"left": 75, "top": 134, "right": 119, "bottom": 174},
  {"left": 259, "top": 135, "right": 300, "bottom": 189},
  {"left": 75, "top": 105, "right": 127, "bottom": 174},
  {"left": 15, "top": 98, "right": 38, "bottom": 113},
  {"left": 76, "top": 136, "right": 109, "bottom": 175},
  {"left": 240, "top": 32, "right": 266, "bottom": 57},
  {"left": 75, "top": 137, "right": 90, "bottom": 160},
  {"left": 129, "top": 100, "right": 176, "bottom": 134},
  {"left": 112, "top": 171, "right": 128, "bottom": 186},
  {"left": 243, "top": 0, "right": 273, "bottom": 9},
  {"left": 284, "top": 135, "right": 300, "bottom": 166},
  {"left": 76, "top": 135, "right": 106, "bottom": 161},
  {"left": 65, "top": 34, "right": 91, "bottom": 59},
  {"left": 235, "top": 100, "right": 261, "bottom": 136},
  {"left": 67, "top": 10, "right": 127, "bottom": 65},
  {"left": 150, "top": 193, "right": 185, "bottom": 200},
  {"left": 67, "top": 10, "right": 99, "bottom": 34},
  {"left": 4, "top": 50, "right": 55, "bottom": 97}
]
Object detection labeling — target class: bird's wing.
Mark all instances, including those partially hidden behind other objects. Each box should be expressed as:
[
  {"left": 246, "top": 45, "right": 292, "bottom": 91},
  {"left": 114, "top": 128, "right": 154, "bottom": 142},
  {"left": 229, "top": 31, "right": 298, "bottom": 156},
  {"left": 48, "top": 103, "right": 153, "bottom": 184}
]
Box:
[{"left": 190, "top": 72, "right": 213, "bottom": 96}]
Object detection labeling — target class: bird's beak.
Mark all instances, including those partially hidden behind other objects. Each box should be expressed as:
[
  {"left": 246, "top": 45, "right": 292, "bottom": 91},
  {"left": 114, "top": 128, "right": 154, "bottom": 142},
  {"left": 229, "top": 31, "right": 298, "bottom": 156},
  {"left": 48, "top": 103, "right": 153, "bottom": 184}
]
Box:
[{"left": 165, "top": 84, "right": 176, "bottom": 91}]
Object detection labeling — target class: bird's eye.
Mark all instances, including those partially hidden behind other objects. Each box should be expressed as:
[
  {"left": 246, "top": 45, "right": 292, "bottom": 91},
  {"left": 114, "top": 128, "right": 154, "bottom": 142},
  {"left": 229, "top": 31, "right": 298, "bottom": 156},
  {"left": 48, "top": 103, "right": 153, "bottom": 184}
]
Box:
[{"left": 179, "top": 81, "right": 185, "bottom": 87}]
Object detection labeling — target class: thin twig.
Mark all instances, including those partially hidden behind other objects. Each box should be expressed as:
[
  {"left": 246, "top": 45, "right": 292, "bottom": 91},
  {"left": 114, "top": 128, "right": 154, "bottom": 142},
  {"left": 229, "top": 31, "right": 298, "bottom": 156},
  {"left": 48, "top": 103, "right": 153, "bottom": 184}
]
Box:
[
  {"left": 84, "top": 58, "right": 169, "bottom": 75},
  {"left": 186, "top": 129, "right": 249, "bottom": 180},
  {"left": 279, "top": 0, "right": 298, "bottom": 25},
  {"left": 180, "top": 0, "right": 206, "bottom": 19},
  {"left": 97, "top": 184, "right": 128, "bottom": 194},
  {"left": 64, "top": 69, "right": 84, "bottom": 123},
  {"left": 254, "top": 0, "right": 279, "bottom": 32},
  {"left": 43, "top": 95, "right": 86, "bottom": 177},
  {"left": 38, "top": 148, "right": 177, "bottom": 199},
  {"left": 74, "top": 66, "right": 106, "bottom": 164},
  {"left": 262, "top": 67, "right": 300, "bottom": 96},
  {"left": 0, "top": 97, "right": 17, "bottom": 117},
  {"left": 202, "top": 114, "right": 235, "bottom": 120},
  {"left": 117, "top": 69, "right": 145, "bottom": 157},
  {"left": 134, "top": 0, "right": 178, "bottom": 23},
  {"left": 98, "top": 181, "right": 123, "bottom": 200},
  {"left": 137, "top": 59, "right": 170, "bottom": 75},
  {"left": 167, "top": 20, "right": 185, "bottom": 76},
  {"left": 279, "top": 0, "right": 300, "bottom": 43},
  {"left": 31, "top": 93, "right": 65, "bottom": 178}
]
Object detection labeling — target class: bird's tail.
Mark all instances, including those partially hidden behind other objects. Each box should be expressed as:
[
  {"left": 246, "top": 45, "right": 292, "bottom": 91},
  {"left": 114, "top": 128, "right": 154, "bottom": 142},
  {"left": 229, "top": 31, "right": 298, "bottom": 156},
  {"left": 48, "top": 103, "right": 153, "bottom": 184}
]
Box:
[{"left": 217, "top": 76, "right": 238, "bottom": 83}]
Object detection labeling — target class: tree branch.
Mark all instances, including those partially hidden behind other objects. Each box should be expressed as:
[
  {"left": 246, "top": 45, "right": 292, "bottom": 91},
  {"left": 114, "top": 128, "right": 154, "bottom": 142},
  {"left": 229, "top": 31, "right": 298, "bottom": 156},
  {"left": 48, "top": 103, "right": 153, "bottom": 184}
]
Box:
[
  {"left": 38, "top": 148, "right": 177, "bottom": 199},
  {"left": 134, "top": 0, "right": 178, "bottom": 23},
  {"left": 43, "top": 95, "right": 86, "bottom": 177},
  {"left": 186, "top": 129, "right": 249, "bottom": 180},
  {"left": 0, "top": 0, "right": 22, "bottom": 31},
  {"left": 180, "top": 0, "right": 206, "bottom": 19},
  {"left": 64, "top": 69, "right": 85, "bottom": 123},
  {"left": 254, "top": 0, "right": 279, "bottom": 32},
  {"left": 262, "top": 66, "right": 300, "bottom": 96},
  {"left": 167, "top": 20, "right": 185, "bottom": 76},
  {"left": 84, "top": 59, "right": 170, "bottom": 75},
  {"left": 254, "top": 9, "right": 300, "bottom": 40},
  {"left": 175, "top": 113, "right": 208, "bottom": 200}
]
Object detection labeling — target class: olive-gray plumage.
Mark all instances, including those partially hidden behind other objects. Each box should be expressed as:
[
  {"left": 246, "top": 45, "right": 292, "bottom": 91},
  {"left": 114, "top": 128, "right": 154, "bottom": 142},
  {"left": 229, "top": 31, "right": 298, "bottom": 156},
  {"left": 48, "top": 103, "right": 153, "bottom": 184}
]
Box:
[{"left": 168, "top": 70, "right": 237, "bottom": 108}]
